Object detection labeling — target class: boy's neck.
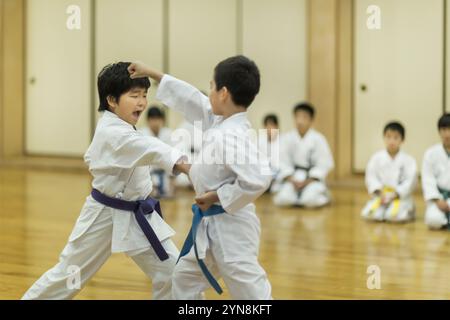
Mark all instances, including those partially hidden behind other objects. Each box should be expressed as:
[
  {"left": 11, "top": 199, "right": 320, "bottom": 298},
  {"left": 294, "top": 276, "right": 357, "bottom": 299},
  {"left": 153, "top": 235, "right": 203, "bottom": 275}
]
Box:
[
  {"left": 150, "top": 128, "right": 160, "bottom": 136},
  {"left": 387, "top": 148, "right": 400, "bottom": 158},
  {"left": 297, "top": 128, "right": 310, "bottom": 137},
  {"left": 221, "top": 106, "right": 247, "bottom": 120}
]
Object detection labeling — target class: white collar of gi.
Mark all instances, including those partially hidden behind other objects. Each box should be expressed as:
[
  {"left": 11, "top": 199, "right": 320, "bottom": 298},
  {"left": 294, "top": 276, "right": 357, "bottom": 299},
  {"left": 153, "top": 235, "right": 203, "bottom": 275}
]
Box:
[
  {"left": 383, "top": 148, "right": 402, "bottom": 161},
  {"left": 440, "top": 144, "right": 450, "bottom": 158},
  {"left": 102, "top": 110, "right": 137, "bottom": 130},
  {"left": 296, "top": 128, "right": 313, "bottom": 139},
  {"left": 218, "top": 111, "right": 249, "bottom": 129}
]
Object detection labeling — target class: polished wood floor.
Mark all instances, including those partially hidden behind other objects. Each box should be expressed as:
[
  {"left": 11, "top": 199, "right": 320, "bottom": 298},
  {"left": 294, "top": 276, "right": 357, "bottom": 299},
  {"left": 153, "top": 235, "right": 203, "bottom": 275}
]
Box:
[{"left": 1, "top": 167, "right": 450, "bottom": 300}]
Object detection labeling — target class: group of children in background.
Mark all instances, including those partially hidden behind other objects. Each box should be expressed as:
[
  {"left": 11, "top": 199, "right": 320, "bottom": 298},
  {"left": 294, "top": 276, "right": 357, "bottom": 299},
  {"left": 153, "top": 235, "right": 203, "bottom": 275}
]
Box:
[
  {"left": 361, "top": 114, "right": 450, "bottom": 230},
  {"left": 143, "top": 101, "right": 450, "bottom": 231}
]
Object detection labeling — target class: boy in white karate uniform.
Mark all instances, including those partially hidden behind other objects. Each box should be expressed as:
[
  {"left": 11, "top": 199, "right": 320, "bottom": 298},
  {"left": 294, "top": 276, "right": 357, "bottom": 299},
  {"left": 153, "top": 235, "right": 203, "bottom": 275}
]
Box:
[
  {"left": 128, "top": 56, "right": 273, "bottom": 300},
  {"left": 140, "top": 106, "right": 174, "bottom": 198},
  {"left": 173, "top": 120, "right": 203, "bottom": 189},
  {"left": 361, "top": 122, "right": 417, "bottom": 222},
  {"left": 273, "top": 103, "right": 334, "bottom": 208},
  {"left": 422, "top": 114, "right": 450, "bottom": 229},
  {"left": 259, "top": 114, "right": 281, "bottom": 193},
  {"left": 22, "top": 62, "right": 190, "bottom": 300}
]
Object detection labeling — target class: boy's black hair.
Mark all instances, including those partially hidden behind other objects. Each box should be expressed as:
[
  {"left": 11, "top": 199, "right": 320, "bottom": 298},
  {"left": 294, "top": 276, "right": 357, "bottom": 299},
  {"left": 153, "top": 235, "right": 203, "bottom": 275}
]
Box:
[
  {"left": 293, "top": 102, "right": 315, "bottom": 119},
  {"left": 264, "top": 114, "right": 279, "bottom": 127},
  {"left": 147, "top": 106, "right": 165, "bottom": 120},
  {"left": 438, "top": 113, "right": 450, "bottom": 130},
  {"left": 97, "top": 62, "right": 150, "bottom": 112},
  {"left": 384, "top": 121, "right": 405, "bottom": 140},
  {"left": 214, "top": 55, "right": 260, "bottom": 108}
]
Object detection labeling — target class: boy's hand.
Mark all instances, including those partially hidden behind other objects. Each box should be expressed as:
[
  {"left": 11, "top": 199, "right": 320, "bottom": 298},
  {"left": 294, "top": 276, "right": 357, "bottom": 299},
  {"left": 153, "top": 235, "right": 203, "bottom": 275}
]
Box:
[
  {"left": 290, "top": 178, "right": 314, "bottom": 191},
  {"left": 128, "top": 61, "right": 163, "bottom": 82},
  {"left": 436, "top": 199, "right": 450, "bottom": 213},
  {"left": 195, "top": 191, "right": 219, "bottom": 212},
  {"left": 174, "top": 160, "right": 192, "bottom": 176}
]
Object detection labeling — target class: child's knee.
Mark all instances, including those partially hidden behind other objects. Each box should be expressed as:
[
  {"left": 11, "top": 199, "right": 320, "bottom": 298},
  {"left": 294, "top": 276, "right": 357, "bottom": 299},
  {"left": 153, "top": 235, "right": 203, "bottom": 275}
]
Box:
[
  {"left": 425, "top": 204, "right": 448, "bottom": 229},
  {"left": 273, "top": 185, "right": 296, "bottom": 207},
  {"left": 273, "top": 193, "right": 295, "bottom": 207},
  {"left": 299, "top": 183, "right": 329, "bottom": 208},
  {"left": 385, "top": 202, "right": 414, "bottom": 222}
]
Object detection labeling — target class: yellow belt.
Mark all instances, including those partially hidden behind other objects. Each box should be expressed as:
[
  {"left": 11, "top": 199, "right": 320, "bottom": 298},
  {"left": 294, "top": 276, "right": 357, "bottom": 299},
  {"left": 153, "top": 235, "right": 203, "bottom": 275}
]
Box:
[{"left": 369, "top": 187, "right": 400, "bottom": 218}]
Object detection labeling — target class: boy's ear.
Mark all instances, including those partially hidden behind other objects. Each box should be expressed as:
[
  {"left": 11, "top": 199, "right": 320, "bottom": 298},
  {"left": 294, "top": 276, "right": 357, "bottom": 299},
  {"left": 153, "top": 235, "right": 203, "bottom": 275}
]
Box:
[
  {"left": 219, "top": 86, "right": 230, "bottom": 101},
  {"left": 107, "top": 95, "right": 118, "bottom": 109}
]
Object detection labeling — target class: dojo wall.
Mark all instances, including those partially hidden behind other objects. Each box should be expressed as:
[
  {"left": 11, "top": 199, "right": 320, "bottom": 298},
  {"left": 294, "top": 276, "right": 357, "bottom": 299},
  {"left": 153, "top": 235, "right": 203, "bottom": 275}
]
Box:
[
  {"left": 5, "top": 0, "right": 450, "bottom": 179},
  {"left": 0, "top": 0, "right": 25, "bottom": 158},
  {"left": 353, "top": 0, "right": 444, "bottom": 172},
  {"left": 26, "top": 0, "right": 93, "bottom": 156},
  {"left": 22, "top": 0, "right": 307, "bottom": 157}
]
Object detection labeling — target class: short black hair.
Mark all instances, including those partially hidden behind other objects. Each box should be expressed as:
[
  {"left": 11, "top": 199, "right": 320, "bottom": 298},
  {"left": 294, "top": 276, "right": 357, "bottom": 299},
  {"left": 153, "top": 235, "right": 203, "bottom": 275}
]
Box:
[
  {"left": 147, "top": 106, "right": 165, "bottom": 120},
  {"left": 97, "top": 62, "right": 150, "bottom": 112},
  {"left": 214, "top": 55, "right": 260, "bottom": 108},
  {"left": 264, "top": 114, "right": 279, "bottom": 127},
  {"left": 293, "top": 102, "right": 315, "bottom": 119},
  {"left": 438, "top": 113, "right": 450, "bottom": 130},
  {"left": 384, "top": 121, "right": 405, "bottom": 140}
]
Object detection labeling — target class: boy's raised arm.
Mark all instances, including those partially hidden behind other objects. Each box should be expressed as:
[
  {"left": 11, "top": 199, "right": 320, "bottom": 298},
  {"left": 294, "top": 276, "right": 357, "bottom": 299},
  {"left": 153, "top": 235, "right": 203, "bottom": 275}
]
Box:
[{"left": 128, "top": 62, "right": 215, "bottom": 131}]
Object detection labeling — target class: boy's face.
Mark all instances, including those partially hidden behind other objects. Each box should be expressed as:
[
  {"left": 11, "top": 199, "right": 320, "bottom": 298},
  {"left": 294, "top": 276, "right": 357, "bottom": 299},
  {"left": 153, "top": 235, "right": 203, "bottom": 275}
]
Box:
[
  {"left": 439, "top": 127, "right": 450, "bottom": 147},
  {"left": 265, "top": 122, "right": 279, "bottom": 141},
  {"left": 147, "top": 118, "right": 164, "bottom": 135},
  {"left": 294, "top": 111, "right": 313, "bottom": 133},
  {"left": 209, "top": 79, "right": 228, "bottom": 115},
  {"left": 108, "top": 87, "right": 148, "bottom": 126},
  {"left": 383, "top": 129, "right": 403, "bottom": 153}
]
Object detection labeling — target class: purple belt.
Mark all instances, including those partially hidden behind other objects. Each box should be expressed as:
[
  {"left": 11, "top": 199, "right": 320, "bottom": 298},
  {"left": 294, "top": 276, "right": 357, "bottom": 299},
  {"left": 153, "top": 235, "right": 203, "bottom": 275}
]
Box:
[{"left": 90, "top": 189, "right": 169, "bottom": 261}]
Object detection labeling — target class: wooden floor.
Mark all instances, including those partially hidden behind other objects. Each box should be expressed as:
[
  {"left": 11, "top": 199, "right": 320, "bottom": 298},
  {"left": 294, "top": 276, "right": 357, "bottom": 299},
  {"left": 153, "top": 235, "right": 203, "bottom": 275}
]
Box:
[{"left": 1, "top": 167, "right": 450, "bottom": 300}]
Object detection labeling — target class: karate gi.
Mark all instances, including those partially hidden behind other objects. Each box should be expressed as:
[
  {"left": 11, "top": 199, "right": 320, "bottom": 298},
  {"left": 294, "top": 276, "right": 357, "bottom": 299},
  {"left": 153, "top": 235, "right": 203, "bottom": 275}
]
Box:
[
  {"left": 22, "top": 111, "right": 184, "bottom": 300},
  {"left": 140, "top": 126, "right": 174, "bottom": 197},
  {"left": 422, "top": 144, "right": 450, "bottom": 229},
  {"left": 172, "top": 121, "right": 203, "bottom": 188},
  {"left": 273, "top": 129, "right": 334, "bottom": 208},
  {"left": 361, "top": 150, "right": 417, "bottom": 222},
  {"left": 258, "top": 135, "right": 281, "bottom": 193},
  {"left": 156, "top": 75, "right": 273, "bottom": 300}
]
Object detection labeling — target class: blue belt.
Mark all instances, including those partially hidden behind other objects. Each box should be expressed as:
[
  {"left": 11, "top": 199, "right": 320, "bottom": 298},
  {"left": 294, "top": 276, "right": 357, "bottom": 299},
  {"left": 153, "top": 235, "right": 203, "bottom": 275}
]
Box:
[
  {"left": 178, "top": 204, "right": 225, "bottom": 294},
  {"left": 90, "top": 189, "right": 169, "bottom": 261}
]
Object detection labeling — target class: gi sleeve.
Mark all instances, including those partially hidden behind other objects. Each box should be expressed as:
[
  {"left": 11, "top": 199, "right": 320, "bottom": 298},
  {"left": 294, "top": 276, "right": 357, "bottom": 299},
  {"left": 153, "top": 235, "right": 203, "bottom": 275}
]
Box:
[
  {"left": 395, "top": 157, "right": 418, "bottom": 199},
  {"left": 276, "top": 134, "right": 296, "bottom": 181},
  {"left": 156, "top": 74, "right": 216, "bottom": 131},
  {"left": 365, "top": 154, "right": 383, "bottom": 195},
  {"left": 422, "top": 150, "right": 442, "bottom": 201},
  {"left": 216, "top": 134, "right": 272, "bottom": 214},
  {"left": 107, "top": 130, "right": 186, "bottom": 174},
  {"left": 308, "top": 135, "right": 334, "bottom": 181}
]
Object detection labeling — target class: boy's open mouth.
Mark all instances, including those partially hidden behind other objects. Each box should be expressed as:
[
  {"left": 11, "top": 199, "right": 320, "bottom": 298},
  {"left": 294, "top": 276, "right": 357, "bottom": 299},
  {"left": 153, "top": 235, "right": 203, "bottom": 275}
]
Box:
[{"left": 132, "top": 111, "right": 142, "bottom": 119}]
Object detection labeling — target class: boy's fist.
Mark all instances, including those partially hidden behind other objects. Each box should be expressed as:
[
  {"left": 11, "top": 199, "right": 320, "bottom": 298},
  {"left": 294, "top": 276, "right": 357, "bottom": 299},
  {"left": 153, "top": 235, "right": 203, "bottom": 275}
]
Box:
[
  {"left": 128, "top": 61, "right": 163, "bottom": 82},
  {"left": 128, "top": 61, "right": 149, "bottom": 79},
  {"left": 195, "top": 191, "right": 220, "bottom": 212}
]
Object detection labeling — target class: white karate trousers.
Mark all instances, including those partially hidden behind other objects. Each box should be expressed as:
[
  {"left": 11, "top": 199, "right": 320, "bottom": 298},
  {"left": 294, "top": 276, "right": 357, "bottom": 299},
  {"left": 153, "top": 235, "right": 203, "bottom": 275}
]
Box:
[{"left": 22, "top": 209, "right": 179, "bottom": 300}]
